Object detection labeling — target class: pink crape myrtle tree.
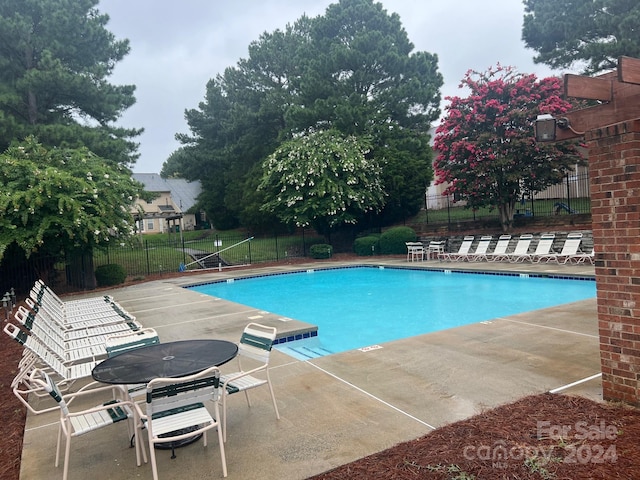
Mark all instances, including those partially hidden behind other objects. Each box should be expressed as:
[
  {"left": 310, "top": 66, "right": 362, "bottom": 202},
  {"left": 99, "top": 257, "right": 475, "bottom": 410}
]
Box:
[{"left": 433, "top": 64, "right": 584, "bottom": 232}]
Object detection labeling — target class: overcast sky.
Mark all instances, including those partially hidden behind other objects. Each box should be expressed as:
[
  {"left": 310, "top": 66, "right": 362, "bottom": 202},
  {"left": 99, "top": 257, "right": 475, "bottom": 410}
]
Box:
[{"left": 99, "top": 0, "right": 566, "bottom": 173}]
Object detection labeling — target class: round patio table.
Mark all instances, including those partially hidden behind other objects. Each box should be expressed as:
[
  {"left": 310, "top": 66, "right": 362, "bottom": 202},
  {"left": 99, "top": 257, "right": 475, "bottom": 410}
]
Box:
[
  {"left": 92, "top": 339, "right": 238, "bottom": 384},
  {"left": 92, "top": 339, "right": 238, "bottom": 450}
]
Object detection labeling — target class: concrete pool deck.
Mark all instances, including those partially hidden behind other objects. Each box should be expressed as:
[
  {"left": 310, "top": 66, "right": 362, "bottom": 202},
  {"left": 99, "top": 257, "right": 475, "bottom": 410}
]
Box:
[{"left": 19, "top": 257, "right": 601, "bottom": 480}]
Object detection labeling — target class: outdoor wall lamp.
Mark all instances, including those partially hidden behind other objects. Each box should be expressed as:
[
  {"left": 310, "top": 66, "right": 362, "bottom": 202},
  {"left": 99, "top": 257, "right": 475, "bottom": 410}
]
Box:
[
  {"left": 535, "top": 114, "right": 582, "bottom": 142},
  {"left": 535, "top": 114, "right": 559, "bottom": 142}
]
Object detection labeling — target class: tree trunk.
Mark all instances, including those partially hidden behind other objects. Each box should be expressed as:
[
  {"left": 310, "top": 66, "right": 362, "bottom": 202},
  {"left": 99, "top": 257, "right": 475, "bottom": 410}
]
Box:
[{"left": 498, "top": 200, "right": 516, "bottom": 232}]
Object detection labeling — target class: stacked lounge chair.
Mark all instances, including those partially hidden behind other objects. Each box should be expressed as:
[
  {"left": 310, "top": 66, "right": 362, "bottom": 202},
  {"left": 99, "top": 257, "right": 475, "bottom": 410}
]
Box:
[{"left": 4, "top": 280, "right": 151, "bottom": 414}]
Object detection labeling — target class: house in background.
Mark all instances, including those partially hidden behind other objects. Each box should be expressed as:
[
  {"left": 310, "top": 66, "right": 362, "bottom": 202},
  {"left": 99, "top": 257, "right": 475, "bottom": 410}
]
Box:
[{"left": 132, "top": 173, "right": 204, "bottom": 234}]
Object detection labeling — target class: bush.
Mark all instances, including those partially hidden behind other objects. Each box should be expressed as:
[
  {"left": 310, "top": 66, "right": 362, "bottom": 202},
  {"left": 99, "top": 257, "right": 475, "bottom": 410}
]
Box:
[
  {"left": 353, "top": 235, "right": 380, "bottom": 256},
  {"left": 379, "top": 226, "right": 417, "bottom": 254},
  {"left": 95, "top": 264, "right": 127, "bottom": 286},
  {"left": 309, "top": 244, "right": 333, "bottom": 259}
]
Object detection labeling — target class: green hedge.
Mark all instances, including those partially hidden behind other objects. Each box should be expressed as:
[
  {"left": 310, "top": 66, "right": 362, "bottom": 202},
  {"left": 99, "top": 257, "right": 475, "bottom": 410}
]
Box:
[
  {"left": 353, "top": 235, "right": 380, "bottom": 256},
  {"left": 309, "top": 244, "right": 333, "bottom": 259},
  {"left": 95, "top": 264, "right": 127, "bottom": 286},
  {"left": 379, "top": 226, "right": 417, "bottom": 254}
]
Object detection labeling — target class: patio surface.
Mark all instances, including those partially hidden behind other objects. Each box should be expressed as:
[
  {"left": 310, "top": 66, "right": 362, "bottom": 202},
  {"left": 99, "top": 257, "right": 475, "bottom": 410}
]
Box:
[{"left": 19, "top": 257, "right": 600, "bottom": 480}]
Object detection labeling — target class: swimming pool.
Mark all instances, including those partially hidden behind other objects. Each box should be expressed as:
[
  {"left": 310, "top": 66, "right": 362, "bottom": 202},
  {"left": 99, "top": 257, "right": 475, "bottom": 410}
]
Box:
[{"left": 188, "top": 266, "right": 596, "bottom": 358}]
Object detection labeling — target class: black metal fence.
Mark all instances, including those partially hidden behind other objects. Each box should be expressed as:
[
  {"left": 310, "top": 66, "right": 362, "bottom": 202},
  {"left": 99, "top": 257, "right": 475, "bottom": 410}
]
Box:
[
  {"left": 1, "top": 232, "right": 325, "bottom": 296},
  {"left": 422, "top": 172, "right": 591, "bottom": 225}
]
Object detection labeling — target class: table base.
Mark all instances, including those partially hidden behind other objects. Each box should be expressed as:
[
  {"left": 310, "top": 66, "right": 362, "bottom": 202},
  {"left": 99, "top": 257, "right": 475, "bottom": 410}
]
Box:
[{"left": 156, "top": 427, "right": 203, "bottom": 451}]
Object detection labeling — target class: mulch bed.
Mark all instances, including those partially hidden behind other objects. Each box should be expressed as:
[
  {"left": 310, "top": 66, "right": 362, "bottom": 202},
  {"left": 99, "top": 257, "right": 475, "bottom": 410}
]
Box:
[
  {"left": 1, "top": 329, "right": 27, "bottom": 480},
  {"left": 4, "top": 256, "right": 640, "bottom": 479},
  {"left": 308, "top": 393, "right": 640, "bottom": 479}
]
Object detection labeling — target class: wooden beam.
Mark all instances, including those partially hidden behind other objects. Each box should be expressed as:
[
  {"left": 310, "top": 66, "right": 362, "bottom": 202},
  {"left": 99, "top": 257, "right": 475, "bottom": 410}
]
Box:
[
  {"left": 618, "top": 56, "right": 640, "bottom": 85},
  {"left": 564, "top": 74, "right": 612, "bottom": 101},
  {"left": 555, "top": 87, "right": 640, "bottom": 140}
]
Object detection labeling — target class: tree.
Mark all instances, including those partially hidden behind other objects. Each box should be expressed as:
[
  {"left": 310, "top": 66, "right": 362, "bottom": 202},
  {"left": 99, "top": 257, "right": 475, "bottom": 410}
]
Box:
[
  {"left": 175, "top": 0, "right": 442, "bottom": 230},
  {"left": 0, "top": 137, "right": 144, "bottom": 263},
  {"left": 287, "top": 0, "right": 441, "bottom": 225},
  {"left": 0, "top": 0, "right": 141, "bottom": 165},
  {"left": 258, "top": 129, "right": 385, "bottom": 238},
  {"left": 522, "top": 0, "right": 640, "bottom": 74},
  {"left": 433, "top": 65, "right": 584, "bottom": 231}
]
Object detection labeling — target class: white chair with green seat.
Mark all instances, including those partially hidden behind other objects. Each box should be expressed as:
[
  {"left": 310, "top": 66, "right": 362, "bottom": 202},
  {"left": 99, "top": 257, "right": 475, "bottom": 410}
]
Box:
[
  {"left": 220, "top": 323, "right": 280, "bottom": 442},
  {"left": 104, "top": 328, "right": 160, "bottom": 400},
  {"left": 134, "top": 365, "right": 227, "bottom": 479},
  {"left": 28, "top": 368, "right": 141, "bottom": 480}
]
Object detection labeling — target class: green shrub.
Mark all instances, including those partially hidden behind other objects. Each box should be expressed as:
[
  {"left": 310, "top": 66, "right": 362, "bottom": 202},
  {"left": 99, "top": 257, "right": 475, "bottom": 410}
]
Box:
[
  {"left": 379, "top": 226, "right": 417, "bottom": 254},
  {"left": 95, "top": 264, "right": 127, "bottom": 286},
  {"left": 353, "top": 235, "right": 380, "bottom": 256},
  {"left": 309, "top": 244, "right": 333, "bottom": 259}
]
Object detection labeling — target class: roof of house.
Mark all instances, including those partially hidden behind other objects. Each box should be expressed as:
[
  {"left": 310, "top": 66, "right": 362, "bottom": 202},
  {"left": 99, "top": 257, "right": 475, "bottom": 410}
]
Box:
[{"left": 133, "top": 173, "right": 202, "bottom": 212}]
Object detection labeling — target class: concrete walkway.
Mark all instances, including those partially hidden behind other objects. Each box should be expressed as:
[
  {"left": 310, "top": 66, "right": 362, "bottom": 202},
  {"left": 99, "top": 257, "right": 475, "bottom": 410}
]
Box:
[{"left": 19, "top": 257, "right": 601, "bottom": 480}]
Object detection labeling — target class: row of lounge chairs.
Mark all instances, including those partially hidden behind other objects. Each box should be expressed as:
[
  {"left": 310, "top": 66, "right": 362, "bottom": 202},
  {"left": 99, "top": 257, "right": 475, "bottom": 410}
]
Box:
[
  {"left": 3, "top": 280, "right": 158, "bottom": 415},
  {"left": 434, "top": 232, "right": 594, "bottom": 264}
]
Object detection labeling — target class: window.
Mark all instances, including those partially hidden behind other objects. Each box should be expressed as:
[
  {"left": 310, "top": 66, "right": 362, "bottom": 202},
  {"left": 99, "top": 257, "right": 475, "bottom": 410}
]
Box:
[{"left": 147, "top": 220, "right": 155, "bottom": 230}]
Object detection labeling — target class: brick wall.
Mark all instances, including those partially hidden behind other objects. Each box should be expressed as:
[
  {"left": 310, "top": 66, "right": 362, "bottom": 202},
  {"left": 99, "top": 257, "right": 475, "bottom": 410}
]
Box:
[{"left": 587, "top": 119, "right": 640, "bottom": 405}]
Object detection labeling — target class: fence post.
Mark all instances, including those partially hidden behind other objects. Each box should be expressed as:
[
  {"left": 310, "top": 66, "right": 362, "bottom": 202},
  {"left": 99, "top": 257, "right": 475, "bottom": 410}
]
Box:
[
  {"left": 247, "top": 237, "right": 252, "bottom": 264},
  {"left": 566, "top": 175, "right": 572, "bottom": 213},
  {"left": 181, "top": 234, "right": 186, "bottom": 266},
  {"left": 447, "top": 195, "right": 451, "bottom": 225},
  {"left": 275, "top": 233, "right": 279, "bottom": 261},
  {"left": 302, "top": 228, "right": 306, "bottom": 256},
  {"left": 145, "top": 239, "right": 150, "bottom": 275}
]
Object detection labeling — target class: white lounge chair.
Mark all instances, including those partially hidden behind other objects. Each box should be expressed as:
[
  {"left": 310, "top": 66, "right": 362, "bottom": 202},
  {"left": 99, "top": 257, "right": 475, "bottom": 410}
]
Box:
[
  {"left": 536, "top": 232, "right": 583, "bottom": 264},
  {"left": 520, "top": 233, "right": 556, "bottom": 263},
  {"left": 467, "top": 236, "right": 493, "bottom": 261},
  {"left": 510, "top": 234, "right": 555, "bottom": 263},
  {"left": 484, "top": 235, "right": 512, "bottom": 262},
  {"left": 506, "top": 234, "right": 534, "bottom": 263},
  {"left": 568, "top": 247, "right": 595, "bottom": 265},
  {"left": 439, "top": 236, "right": 474, "bottom": 261}
]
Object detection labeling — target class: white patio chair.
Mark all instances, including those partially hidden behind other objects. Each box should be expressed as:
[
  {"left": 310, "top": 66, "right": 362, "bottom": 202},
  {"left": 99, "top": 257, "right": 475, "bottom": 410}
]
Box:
[
  {"left": 135, "top": 365, "right": 227, "bottom": 479},
  {"left": 220, "top": 323, "right": 280, "bottom": 441},
  {"left": 405, "top": 242, "right": 424, "bottom": 261},
  {"left": 105, "top": 328, "right": 160, "bottom": 400},
  {"left": 28, "top": 368, "right": 140, "bottom": 480},
  {"left": 426, "top": 241, "right": 445, "bottom": 260}
]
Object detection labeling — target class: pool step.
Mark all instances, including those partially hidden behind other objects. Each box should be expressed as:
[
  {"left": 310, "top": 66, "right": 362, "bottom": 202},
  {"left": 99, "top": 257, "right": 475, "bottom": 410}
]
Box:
[{"left": 275, "top": 339, "right": 334, "bottom": 360}]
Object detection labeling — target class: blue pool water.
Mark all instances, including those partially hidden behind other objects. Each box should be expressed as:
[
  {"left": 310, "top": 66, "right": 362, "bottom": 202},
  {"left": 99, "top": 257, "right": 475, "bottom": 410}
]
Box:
[{"left": 188, "top": 267, "right": 596, "bottom": 357}]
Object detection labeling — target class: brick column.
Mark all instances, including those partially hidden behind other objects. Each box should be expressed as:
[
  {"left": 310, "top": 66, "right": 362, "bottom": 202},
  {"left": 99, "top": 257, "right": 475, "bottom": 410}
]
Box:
[{"left": 587, "top": 119, "right": 640, "bottom": 405}]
